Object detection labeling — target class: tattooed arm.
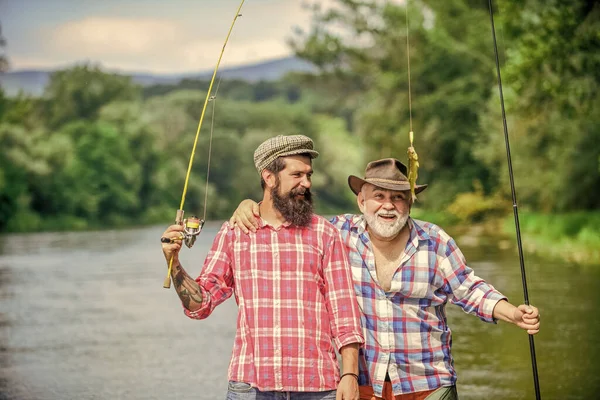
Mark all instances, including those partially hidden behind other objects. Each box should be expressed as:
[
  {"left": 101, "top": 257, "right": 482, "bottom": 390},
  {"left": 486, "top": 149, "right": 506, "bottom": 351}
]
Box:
[
  {"left": 161, "top": 222, "right": 235, "bottom": 318},
  {"left": 160, "top": 223, "right": 204, "bottom": 312},
  {"left": 170, "top": 263, "right": 204, "bottom": 312}
]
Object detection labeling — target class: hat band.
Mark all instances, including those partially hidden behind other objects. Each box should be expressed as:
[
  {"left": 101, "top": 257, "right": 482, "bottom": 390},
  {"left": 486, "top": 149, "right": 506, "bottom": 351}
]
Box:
[{"left": 367, "top": 178, "right": 409, "bottom": 185}]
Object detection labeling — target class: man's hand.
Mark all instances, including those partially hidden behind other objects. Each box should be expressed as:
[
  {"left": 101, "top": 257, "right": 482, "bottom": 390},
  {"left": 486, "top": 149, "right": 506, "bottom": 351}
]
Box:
[
  {"left": 513, "top": 304, "right": 541, "bottom": 335},
  {"left": 493, "top": 300, "right": 540, "bottom": 335},
  {"left": 336, "top": 374, "right": 359, "bottom": 400},
  {"left": 161, "top": 224, "right": 184, "bottom": 264},
  {"left": 227, "top": 199, "right": 260, "bottom": 234}
]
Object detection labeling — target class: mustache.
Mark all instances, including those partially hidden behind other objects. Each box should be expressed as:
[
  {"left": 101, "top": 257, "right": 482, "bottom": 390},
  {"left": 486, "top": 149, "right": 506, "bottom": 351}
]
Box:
[
  {"left": 290, "top": 187, "right": 311, "bottom": 199},
  {"left": 377, "top": 210, "right": 400, "bottom": 217}
]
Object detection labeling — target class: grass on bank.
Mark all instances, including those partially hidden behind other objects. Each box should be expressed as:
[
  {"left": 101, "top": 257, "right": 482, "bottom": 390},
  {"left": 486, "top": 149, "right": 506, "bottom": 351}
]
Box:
[{"left": 506, "top": 211, "right": 600, "bottom": 266}]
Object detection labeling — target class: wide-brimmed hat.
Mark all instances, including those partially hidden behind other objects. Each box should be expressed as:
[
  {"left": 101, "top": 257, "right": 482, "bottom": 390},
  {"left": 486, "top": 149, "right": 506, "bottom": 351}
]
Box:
[
  {"left": 254, "top": 134, "right": 319, "bottom": 174},
  {"left": 348, "top": 158, "right": 428, "bottom": 195}
]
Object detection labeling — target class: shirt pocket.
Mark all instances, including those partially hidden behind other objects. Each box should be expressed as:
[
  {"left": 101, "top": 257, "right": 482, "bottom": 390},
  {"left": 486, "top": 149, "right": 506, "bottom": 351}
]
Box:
[{"left": 396, "top": 265, "right": 431, "bottom": 299}]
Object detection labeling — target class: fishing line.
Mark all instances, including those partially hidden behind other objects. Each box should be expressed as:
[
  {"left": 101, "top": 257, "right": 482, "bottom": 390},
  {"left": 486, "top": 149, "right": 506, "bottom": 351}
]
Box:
[
  {"left": 404, "top": 1, "right": 420, "bottom": 203},
  {"left": 203, "top": 75, "right": 224, "bottom": 223},
  {"left": 405, "top": 3, "right": 413, "bottom": 137},
  {"left": 163, "top": 0, "right": 246, "bottom": 288},
  {"left": 487, "top": 1, "right": 542, "bottom": 398}
]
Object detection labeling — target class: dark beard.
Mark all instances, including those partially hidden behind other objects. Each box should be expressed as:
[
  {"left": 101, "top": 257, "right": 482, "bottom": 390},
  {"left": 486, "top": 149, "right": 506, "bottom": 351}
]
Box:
[{"left": 271, "top": 181, "right": 313, "bottom": 227}]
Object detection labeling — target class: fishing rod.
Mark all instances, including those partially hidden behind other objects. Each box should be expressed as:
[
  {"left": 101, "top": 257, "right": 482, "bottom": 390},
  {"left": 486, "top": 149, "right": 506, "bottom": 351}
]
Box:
[
  {"left": 404, "top": 2, "right": 420, "bottom": 202},
  {"left": 487, "top": 1, "right": 542, "bottom": 399},
  {"left": 161, "top": 0, "right": 246, "bottom": 289}
]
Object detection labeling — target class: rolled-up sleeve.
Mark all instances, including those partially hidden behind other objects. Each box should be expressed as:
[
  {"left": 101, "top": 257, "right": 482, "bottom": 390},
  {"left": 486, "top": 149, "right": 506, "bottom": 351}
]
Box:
[
  {"left": 184, "top": 223, "right": 235, "bottom": 320},
  {"left": 441, "top": 238, "right": 507, "bottom": 323},
  {"left": 322, "top": 229, "right": 364, "bottom": 350}
]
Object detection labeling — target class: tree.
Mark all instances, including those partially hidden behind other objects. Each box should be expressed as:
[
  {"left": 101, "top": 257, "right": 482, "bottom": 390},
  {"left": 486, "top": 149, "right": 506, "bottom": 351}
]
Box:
[
  {"left": 289, "top": 0, "right": 499, "bottom": 208},
  {"left": 42, "top": 64, "right": 140, "bottom": 129},
  {"left": 0, "top": 22, "right": 8, "bottom": 73},
  {"left": 476, "top": 0, "right": 600, "bottom": 211}
]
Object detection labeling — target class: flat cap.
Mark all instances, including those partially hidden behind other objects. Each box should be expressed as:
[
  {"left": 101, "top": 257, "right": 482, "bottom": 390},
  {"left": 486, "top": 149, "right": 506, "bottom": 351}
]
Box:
[{"left": 254, "top": 134, "right": 319, "bottom": 173}]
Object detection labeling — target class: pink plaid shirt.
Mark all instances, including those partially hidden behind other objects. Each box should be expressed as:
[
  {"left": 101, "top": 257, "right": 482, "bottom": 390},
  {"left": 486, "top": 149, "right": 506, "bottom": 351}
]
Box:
[{"left": 185, "top": 215, "right": 364, "bottom": 392}]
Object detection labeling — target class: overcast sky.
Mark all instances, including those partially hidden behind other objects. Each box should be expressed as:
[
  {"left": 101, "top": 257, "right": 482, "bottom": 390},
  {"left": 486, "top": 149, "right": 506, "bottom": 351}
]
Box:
[{"left": 0, "top": 0, "right": 334, "bottom": 74}]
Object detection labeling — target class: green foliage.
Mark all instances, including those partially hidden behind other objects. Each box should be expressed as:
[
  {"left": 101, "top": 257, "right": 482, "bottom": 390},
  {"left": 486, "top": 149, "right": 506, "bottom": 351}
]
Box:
[
  {"left": 410, "top": 208, "right": 459, "bottom": 228},
  {"left": 474, "top": 0, "right": 600, "bottom": 211},
  {"left": 290, "top": 0, "right": 497, "bottom": 195},
  {"left": 43, "top": 64, "right": 140, "bottom": 128},
  {"left": 0, "top": 22, "right": 8, "bottom": 73},
  {"left": 0, "top": 123, "right": 53, "bottom": 230},
  {"left": 143, "top": 78, "right": 305, "bottom": 104},
  {"left": 293, "top": 0, "right": 599, "bottom": 215},
  {"left": 0, "top": 0, "right": 598, "bottom": 244},
  {"left": 446, "top": 181, "right": 510, "bottom": 223},
  {"left": 508, "top": 211, "right": 600, "bottom": 265}
]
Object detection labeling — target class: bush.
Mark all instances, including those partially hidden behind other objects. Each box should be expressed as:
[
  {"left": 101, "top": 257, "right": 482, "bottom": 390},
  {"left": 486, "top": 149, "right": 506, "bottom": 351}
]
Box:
[{"left": 446, "top": 181, "right": 509, "bottom": 223}]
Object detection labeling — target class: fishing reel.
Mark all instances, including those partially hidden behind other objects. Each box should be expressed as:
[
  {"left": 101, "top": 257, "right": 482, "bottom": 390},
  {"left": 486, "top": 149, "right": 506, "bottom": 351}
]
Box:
[
  {"left": 181, "top": 214, "right": 204, "bottom": 248},
  {"left": 160, "top": 209, "right": 204, "bottom": 248}
]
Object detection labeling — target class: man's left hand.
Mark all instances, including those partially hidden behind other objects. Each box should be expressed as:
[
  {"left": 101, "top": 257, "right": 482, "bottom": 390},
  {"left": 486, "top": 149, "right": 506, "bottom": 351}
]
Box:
[
  {"left": 513, "top": 304, "right": 541, "bottom": 335},
  {"left": 336, "top": 374, "right": 359, "bottom": 400}
]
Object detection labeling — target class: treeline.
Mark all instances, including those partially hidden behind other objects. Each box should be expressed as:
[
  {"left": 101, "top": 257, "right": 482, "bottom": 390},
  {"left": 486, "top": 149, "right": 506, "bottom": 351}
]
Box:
[
  {"left": 0, "top": 0, "right": 599, "bottom": 234},
  {"left": 0, "top": 67, "right": 364, "bottom": 232},
  {"left": 289, "top": 0, "right": 600, "bottom": 214}
]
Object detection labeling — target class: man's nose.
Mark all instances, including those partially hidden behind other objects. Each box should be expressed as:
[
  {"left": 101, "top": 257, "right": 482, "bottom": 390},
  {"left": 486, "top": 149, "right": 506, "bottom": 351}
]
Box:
[
  {"left": 381, "top": 200, "right": 395, "bottom": 210},
  {"left": 300, "top": 176, "right": 311, "bottom": 188}
]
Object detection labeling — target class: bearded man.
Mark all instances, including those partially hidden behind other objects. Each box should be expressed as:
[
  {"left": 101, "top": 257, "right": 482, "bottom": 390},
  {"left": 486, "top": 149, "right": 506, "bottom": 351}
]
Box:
[
  {"left": 161, "top": 134, "right": 364, "bottom": 400},
  {"left": 230, "top": 158, "right": 541, "bottom": 400}
]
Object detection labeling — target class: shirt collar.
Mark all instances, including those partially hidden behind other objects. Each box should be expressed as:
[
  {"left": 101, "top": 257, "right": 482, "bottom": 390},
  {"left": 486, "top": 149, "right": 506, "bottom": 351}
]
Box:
[
  {"left": 351, "top": 214, "right": 430, "bottom": 243},
  {"left": 257, "top": 216, "right": 292, "bottom": 230}
]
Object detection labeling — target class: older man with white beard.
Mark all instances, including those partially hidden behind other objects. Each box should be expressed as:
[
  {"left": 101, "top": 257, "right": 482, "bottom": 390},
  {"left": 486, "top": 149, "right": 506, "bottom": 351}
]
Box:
[{"left": 231, "top": 157, "right": 541, "bottom": 400}]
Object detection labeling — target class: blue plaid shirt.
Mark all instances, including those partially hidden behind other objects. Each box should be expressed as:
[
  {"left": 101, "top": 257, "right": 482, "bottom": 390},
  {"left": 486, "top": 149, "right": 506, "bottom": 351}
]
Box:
[{"left": 330, "top": 214, "right": 507, "bottom": 397}]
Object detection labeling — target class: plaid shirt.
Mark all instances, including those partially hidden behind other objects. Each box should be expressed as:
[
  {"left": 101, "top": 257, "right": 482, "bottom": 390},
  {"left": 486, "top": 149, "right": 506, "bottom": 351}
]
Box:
[
  {"left": 330, "top": 214, "right": 507, "bottom": 397},
  {"left": 185, "top": 215, "right": 364, "bottom": 392}
]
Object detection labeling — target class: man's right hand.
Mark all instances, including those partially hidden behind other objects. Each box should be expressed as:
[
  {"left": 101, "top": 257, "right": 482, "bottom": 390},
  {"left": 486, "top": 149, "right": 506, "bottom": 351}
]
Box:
[
  {"left": 161, "top": 224, "right": 185, "bottom": 264},
  {"left": 228, "top": 199, "right": 260, "bottom": 233}
]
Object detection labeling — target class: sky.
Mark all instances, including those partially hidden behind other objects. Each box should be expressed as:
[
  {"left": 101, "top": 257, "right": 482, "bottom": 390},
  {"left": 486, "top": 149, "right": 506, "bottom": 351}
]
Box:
[{"left": 0, "top": 0, "right": 336, "bottom": 74}]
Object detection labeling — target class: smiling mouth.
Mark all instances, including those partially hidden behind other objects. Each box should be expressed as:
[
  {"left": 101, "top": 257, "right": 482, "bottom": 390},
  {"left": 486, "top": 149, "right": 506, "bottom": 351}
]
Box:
[{"left": 378, "top": 214, "right": 397, "bottom": 222}]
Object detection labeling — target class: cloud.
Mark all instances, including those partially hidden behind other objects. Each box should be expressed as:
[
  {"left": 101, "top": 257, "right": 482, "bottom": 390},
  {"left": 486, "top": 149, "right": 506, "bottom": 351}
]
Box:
[
  {"left": 28, "top": 3, "right": 318, "bottom": 74},
  {"left": 6, "top": 0, "right": 407, "bottom": 74},
  {"left": 46, "top": 17, "right": 234, "bottom": 73}
]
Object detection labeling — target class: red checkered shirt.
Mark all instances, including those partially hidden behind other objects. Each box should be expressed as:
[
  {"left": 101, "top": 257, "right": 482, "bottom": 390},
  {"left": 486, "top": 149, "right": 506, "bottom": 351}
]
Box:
[{"left": 184, "top": 215, "right": 364, "bottom": 392}]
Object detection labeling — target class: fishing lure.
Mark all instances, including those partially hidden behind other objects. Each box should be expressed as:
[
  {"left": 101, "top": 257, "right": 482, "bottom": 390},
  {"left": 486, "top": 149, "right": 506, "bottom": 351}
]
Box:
[{"left": 407, "top": 131, "right": 419, "bottom": 202}]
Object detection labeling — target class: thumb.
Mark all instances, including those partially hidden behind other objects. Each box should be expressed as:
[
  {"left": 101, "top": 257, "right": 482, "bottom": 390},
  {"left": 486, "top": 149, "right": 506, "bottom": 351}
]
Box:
[
  {"left": 252, "top": 202, "right": 260, "bottom": 217},
  {"left": 518, "top": 304, "right": 534, "bottom": 314},
  {"left": 514, "top": 304, "right": 531, "bottom": 321}
]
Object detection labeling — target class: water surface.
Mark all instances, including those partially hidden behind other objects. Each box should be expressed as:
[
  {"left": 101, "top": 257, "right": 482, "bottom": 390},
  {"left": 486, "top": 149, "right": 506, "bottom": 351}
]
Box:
[{"left": 0, "top": 224, "right": 598, "bottom": 399}]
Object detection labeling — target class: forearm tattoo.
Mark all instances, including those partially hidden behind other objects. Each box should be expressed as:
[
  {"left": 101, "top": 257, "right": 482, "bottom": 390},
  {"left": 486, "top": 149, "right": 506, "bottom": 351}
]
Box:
[{"left": 171, "top": 264, "right": 203, "bottom": 310}]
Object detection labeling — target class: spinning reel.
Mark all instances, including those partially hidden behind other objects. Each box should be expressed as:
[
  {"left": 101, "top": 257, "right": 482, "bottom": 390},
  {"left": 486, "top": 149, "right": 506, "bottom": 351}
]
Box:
[{"left": 161, "top": 210, "right": 204, "bottom": 248}]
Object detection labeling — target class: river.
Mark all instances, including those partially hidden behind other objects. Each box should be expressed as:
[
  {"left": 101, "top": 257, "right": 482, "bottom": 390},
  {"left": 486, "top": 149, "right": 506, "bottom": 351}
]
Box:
[{"left": 0, "top": 223, "right": 598, "bottom": 399}]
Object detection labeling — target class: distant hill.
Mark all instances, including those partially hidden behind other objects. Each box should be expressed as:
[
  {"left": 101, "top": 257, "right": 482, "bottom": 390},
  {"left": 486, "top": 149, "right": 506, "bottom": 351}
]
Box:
[{"left": 0, "top": 56, "right": 317, "bottom": 97}]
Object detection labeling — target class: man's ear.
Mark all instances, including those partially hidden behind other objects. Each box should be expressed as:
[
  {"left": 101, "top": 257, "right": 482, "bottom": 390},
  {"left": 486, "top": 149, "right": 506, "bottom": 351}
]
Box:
[
  {"left": 262, "top": 169, "right": 276, "bottom": 189},
  {"left": 357, "top": 191, "right": 366, "bottom": 213}
]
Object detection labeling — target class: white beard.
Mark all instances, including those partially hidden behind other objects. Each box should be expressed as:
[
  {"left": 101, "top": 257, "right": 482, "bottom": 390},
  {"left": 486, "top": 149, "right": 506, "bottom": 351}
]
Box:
[{"left": 364, "top": 210, "right": 409, "bottom": 239}]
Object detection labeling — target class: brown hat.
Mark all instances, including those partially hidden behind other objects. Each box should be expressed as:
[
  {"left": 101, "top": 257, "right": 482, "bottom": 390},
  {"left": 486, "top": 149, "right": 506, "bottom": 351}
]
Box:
[
  {"left": 254, "top": 134, "right": 319, "bottom": 174},
  {"left": 348, "top": 158, "right": 428, "bottom": 195}
]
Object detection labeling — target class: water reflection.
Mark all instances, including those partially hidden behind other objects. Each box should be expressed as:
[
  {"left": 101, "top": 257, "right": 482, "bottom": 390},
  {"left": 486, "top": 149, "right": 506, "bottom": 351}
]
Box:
[{"left": 0, "top": 225, "right": 598, "bottom": 399}]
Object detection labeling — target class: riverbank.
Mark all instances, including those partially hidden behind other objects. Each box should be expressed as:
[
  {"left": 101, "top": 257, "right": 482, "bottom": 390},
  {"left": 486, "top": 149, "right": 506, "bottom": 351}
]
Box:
[
  {"left": 504, "top": 211, "right": 600, "bottom": 266},
  {"left": 2, "top": 209, "right": 598, "bottom": 266},
  {"left": 412, "top": 209, "right": 600, "bottom": 267}
]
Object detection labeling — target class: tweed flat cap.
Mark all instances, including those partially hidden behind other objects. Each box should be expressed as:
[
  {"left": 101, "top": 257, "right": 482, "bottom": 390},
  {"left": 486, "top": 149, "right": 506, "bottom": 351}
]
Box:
[{"left": 254, "top": 135, "right": 319, "bottom": 173}]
